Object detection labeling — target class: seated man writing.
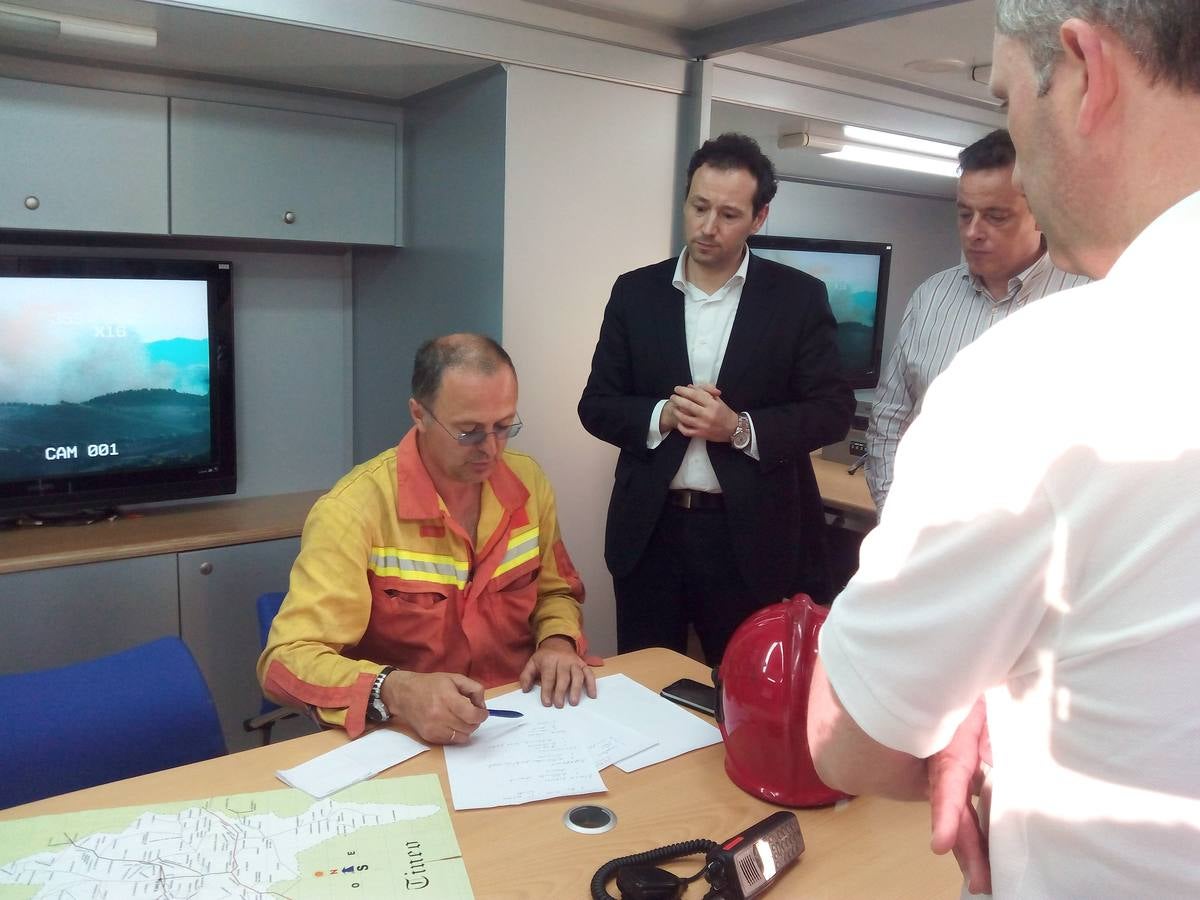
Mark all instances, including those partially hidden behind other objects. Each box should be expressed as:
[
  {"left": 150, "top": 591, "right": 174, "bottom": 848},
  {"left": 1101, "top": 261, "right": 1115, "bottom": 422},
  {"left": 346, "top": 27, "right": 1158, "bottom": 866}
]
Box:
[{"left": 258, "top": 333, "right": 595, "bottom": 743}]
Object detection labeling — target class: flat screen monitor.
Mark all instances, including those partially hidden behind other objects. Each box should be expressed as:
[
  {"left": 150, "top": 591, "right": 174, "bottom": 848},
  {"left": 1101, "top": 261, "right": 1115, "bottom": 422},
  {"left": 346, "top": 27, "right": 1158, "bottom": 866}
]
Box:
[
  {"left": 0, "top": 256, "right": 235, "bottom": 519},
  {"left": 749, "top": 235, "right": 892, "bottom": 389}
]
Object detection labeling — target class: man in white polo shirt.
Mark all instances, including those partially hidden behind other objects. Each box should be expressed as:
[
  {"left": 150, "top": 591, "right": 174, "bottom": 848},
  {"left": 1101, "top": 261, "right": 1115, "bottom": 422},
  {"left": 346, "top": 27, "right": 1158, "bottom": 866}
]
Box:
[{"left": 809, "top": 1, "right": 1200, "bottom": 897}]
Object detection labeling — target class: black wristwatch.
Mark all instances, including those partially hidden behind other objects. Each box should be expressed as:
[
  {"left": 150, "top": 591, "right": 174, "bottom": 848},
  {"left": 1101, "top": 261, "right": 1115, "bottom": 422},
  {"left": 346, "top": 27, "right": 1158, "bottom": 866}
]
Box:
[{"left": 366, "top": 666, "right": 396, "bottom": 723}]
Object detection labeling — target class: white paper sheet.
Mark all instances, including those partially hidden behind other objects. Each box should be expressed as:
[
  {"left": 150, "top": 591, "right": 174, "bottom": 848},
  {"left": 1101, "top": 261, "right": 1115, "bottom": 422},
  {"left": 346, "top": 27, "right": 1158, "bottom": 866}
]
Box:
[
  {"left": 443, "top": 716, "right": 607, "bottom": 810},
  {"left": 485, "top": 687, "right": 658, "bottom": 769},
  {"left": 585, "top": 673, "right": 723, "bottom": 772},
  {"left": 276, "top": 728, "right": 429, "bottom": 798}
]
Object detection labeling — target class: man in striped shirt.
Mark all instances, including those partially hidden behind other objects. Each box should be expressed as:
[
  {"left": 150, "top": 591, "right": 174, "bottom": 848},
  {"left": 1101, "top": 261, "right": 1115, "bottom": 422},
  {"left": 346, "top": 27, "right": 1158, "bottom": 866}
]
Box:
[{"left": 866, "top": 129, "right": 1088, "bottom": 509}]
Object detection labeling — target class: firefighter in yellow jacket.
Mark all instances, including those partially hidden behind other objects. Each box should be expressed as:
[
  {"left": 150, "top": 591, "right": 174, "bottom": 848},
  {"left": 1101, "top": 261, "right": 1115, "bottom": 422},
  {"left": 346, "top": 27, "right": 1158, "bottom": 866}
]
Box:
[{"left": 259, "top": 334, "right": 595, "bottom": 743}]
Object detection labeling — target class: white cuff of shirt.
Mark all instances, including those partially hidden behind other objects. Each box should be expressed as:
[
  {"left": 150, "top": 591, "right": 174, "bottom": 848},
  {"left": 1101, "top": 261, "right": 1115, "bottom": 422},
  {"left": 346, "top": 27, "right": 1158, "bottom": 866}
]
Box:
[
  {"left": 742, "top": 412, "right": 761, "bottom": 461},
  {"left": 647, "top": 399, "right": 668, "bottom": 449}
]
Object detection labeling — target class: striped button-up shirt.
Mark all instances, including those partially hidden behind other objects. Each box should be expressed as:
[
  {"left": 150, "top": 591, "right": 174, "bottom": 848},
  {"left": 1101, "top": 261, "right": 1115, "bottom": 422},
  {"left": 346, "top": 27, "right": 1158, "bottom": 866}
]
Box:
[{"left": 867, "top": 251, "right": 1089, "bottom": 509}]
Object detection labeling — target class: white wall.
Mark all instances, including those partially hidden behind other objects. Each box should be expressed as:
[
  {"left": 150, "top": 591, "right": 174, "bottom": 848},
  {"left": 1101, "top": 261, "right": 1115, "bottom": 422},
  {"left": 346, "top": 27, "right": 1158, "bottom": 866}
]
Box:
[
  {"left": 502, "top": 65, "right": 683, "bottom": 656},
  {"left": 763, "top": 180, "right": 961, "bottom": 371},
  {"left": 354, "top": 67, "right": 507, "bottom": 461}
]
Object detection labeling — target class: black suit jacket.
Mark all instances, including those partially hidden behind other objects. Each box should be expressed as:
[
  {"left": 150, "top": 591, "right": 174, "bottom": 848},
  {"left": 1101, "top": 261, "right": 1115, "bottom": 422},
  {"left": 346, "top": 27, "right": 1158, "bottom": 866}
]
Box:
[{"left": 578, "top": 252, "right": 855, "bottom": 605}]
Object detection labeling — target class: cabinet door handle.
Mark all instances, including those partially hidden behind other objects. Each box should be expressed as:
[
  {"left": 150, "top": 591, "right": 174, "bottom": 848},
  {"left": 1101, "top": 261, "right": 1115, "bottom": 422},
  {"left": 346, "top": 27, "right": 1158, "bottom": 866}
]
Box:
[
  {"left": 199, "top": 562, "right": 214, "bottom": 575},
  {"left": 24, "top": 196, "right": 40, "bottom": 210},
  {"left": 282, "top": 210, "right": 297, "bottom": 224}
]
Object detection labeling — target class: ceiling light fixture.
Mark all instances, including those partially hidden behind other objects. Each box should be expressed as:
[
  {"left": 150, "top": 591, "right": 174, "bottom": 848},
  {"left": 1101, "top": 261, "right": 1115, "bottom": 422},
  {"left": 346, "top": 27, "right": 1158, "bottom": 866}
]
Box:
[
  {"left": 778, "top": 130, "right": 961, "bottom": 179},
  {"left": 842, "top": 125, "right": 962, "bottom": 159},
  {"left": 0, "top": 3, "right": 157, "bottom": 48}
]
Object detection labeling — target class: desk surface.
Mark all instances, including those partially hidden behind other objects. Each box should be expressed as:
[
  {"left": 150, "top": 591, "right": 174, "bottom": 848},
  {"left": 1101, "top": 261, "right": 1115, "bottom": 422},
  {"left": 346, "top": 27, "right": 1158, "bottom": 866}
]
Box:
[
  {"left": 1, "top": 648, "right": 958, "bottom": 899},
  {"left": 0, "top": 490, "right": 322, "bottom": 575},
  {"left": 811, "top": 454, "right": 876, "bottom": 520},
  {"left": 1, "top": 464, "right": 871, "bottom": 576}
]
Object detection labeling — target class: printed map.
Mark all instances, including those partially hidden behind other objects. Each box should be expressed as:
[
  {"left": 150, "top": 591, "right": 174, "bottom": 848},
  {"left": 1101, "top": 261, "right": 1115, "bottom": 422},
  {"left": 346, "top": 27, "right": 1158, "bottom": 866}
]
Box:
[{"left": 0, "top": 774, "right": 473, "bottom": 899}]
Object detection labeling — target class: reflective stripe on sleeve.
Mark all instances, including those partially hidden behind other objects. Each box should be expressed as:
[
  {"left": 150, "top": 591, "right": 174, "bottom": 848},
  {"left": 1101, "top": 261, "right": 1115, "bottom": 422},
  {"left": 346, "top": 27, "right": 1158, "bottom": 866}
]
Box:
[{"left": 493, "top": 526, "right": 540, "bottom": 579}]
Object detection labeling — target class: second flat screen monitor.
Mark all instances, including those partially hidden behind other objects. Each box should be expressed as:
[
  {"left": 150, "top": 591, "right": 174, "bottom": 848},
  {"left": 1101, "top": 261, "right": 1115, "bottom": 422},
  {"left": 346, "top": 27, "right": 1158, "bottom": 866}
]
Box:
[{"left": 749, "top": 236, "right": 892, "bottom": 390}]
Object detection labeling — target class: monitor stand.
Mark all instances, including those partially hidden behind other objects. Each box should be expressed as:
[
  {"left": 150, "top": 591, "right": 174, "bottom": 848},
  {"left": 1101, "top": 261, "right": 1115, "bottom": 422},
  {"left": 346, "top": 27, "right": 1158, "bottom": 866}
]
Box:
[{"left": 1, "top": 508, "right": 122, "bottom": 529}]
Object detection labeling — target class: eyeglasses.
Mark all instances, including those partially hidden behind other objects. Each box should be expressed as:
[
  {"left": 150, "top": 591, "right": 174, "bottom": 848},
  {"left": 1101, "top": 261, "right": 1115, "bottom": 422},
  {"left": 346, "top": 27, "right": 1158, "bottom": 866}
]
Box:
[{"left": 424, "top": 408, "right": 523, "bottom": 446}]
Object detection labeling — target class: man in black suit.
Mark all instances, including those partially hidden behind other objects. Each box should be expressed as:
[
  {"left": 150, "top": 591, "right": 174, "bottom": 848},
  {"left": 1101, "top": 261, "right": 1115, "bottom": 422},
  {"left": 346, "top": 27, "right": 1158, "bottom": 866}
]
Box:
[{"left": 579, "top": 133, "right": 854, "bottom": 662}]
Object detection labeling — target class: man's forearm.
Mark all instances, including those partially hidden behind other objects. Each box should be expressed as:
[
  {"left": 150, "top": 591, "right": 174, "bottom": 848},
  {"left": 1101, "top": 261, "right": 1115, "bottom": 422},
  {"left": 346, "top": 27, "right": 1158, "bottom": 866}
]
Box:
[{"left": 808, "top": 658, "right": 929, "bottom": 800}]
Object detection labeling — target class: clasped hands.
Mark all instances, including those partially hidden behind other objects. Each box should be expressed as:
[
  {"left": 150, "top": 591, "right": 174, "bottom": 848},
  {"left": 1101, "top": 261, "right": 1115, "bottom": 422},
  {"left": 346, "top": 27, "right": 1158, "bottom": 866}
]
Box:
[
  {"left": 378, "top": 635, "right": 596, "bottom": 745},
  {"left": 661, "top": 383, "right": 738, "bottom": 442}
]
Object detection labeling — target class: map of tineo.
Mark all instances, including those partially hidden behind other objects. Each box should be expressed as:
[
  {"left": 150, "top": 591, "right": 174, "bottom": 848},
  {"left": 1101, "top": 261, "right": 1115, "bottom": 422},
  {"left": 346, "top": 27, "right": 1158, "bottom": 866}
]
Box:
[{"left": 0, "top": 774, "right": 474, "bottom": 899}]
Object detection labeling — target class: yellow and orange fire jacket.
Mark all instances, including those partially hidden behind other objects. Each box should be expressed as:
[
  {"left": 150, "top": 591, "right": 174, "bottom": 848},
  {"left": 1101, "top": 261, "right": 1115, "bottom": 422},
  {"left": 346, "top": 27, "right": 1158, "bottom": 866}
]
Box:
[{"left": 258, "top": 428, "right": 587, "bottom": 736}]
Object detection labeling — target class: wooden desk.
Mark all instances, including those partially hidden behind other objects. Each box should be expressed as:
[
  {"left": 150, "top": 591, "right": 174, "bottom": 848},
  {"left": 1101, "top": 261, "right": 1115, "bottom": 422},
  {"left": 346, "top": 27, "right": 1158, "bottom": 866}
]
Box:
[
  {"left": 1, "top": 649, "right": 959, "bottom": 899},
  {"left": 811, "top": 454, "right": 876, "bottom": 522}
]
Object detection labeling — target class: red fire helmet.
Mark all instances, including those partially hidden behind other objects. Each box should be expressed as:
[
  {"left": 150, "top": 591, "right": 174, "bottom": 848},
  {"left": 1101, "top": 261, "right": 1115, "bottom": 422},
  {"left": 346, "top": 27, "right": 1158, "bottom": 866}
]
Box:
[{"left": 715, "top": 594, "right": 850, "bottom": 808}]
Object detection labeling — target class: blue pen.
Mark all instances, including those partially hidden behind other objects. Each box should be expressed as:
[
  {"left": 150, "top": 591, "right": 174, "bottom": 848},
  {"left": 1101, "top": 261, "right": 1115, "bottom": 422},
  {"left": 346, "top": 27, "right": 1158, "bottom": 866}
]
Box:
[{"left": 487, "top": 708, "right": 524, "bottom": 718}]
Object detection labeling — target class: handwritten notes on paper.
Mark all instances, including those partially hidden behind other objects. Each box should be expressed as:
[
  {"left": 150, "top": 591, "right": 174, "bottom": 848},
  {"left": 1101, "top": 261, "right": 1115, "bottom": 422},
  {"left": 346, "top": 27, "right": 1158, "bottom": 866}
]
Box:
[
  {"left": 442, "top": 674, "right": 722, "bottom": 809},
  {"left": 484, "top": 685, "right": 658, "bottom": 769},
  {"left": 444, "top": 716, "right": 606, "bottom": 810}
]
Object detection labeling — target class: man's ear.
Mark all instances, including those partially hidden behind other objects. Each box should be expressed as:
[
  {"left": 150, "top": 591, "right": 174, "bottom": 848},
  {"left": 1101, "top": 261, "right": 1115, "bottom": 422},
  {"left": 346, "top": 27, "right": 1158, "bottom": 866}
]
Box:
[
  {"left": 1060, "top": 18, "right": 1118, "bottom": 137},
  {"left": 750, "top": 202, "right": 769, "bottom": 235},
  {"left": 409, "top": 397, "right": 424, "bottom": 429}
]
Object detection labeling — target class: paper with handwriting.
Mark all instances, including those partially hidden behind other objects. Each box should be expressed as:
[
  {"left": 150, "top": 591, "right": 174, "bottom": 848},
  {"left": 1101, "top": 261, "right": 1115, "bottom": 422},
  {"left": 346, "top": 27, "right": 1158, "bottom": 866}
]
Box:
[
  {"left": 484, "top": 685, "right": 657, "bottom": 769},
  {"left": 443, "top": 716, "right": 606, "bottom": 810}
]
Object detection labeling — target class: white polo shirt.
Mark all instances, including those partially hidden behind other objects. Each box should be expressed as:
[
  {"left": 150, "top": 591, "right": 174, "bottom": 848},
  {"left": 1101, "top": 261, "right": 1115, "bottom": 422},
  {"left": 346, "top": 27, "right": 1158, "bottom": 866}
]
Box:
[{"left": 821, "top": 190, "right": 1200, "bottom": 898}]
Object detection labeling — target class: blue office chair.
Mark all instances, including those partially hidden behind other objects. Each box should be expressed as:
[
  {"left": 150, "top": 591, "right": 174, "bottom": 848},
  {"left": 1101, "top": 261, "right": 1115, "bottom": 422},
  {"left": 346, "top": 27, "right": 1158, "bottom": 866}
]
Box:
[
  {"left": 243, "top": 591, "right": 298, "bottom": 745},
  {"left": 0, "top": 636, "right": 228, "bottom": 810}
]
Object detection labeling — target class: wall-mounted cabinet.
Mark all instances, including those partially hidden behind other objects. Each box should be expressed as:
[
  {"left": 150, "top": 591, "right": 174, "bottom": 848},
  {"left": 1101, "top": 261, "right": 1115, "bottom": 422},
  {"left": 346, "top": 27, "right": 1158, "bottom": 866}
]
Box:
[
  {"left": 170, "top": 98, "right": 396, "bottom": 245},
  {"left": 1, "top": 78, "right": 398, "bottom": 246},
  {"left": 0, "top": 77, "right": 169, "bottom": 235}
]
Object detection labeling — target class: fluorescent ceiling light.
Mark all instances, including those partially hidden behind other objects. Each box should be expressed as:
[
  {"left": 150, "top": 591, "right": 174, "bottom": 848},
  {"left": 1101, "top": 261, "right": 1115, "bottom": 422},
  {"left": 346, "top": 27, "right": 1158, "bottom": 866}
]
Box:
[
  {"left": 0, "top": 3, "right": 157, "bottom": 47},
  {"left": 843, "top": 125, "right": 963, "bottom": 159},
  {"left": 824, "top": 145, "right": 959, "bottom": 178},
  {"left": 778, "top": 130, "right": 960, "bottom": 179}
]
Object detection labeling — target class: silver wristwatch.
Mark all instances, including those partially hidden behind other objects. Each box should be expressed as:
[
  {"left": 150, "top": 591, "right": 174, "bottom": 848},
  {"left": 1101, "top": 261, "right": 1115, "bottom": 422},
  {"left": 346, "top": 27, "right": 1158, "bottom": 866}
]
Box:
[
  {"left": 366, "top": 666, "right": 396, "bottom": 723},
  {"left": 731, "top": 412, "right": 752, "bottom": 451}
]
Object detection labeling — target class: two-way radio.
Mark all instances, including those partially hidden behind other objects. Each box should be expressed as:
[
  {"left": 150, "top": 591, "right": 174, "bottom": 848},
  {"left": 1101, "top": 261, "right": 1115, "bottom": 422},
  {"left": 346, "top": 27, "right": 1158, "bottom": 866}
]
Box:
[{"left": 590, "top": 810, "right": 804, "bottom": 900}]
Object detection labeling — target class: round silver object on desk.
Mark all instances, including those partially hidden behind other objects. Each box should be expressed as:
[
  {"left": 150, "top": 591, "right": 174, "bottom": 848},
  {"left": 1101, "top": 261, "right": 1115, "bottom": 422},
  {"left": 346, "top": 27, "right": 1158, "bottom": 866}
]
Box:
[
  {"left": 24, "top": 196, "right": 40, "bottom": 210},
  {"left": 282, "top": 210, "right": 296, "bottom": 224},
  {"left": 563, "top": 805, "right": 617, "bottom": 834},
  {"left": 198, "top": 562, "right": 213, "bottom": 575}
]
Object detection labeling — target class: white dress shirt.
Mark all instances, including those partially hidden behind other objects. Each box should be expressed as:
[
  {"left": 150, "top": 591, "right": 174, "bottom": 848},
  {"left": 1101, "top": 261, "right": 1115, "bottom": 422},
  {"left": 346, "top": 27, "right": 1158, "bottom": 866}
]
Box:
[{"left": 647, "top": 247, "right": 759, "bottom": 492}]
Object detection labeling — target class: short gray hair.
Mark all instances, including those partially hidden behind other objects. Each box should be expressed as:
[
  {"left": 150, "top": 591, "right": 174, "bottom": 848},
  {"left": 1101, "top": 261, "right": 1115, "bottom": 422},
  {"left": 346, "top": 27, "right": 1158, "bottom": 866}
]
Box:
[
  {"left": 996, "top": 0, "right": 1200, "bottom": 95},
  {"left": 411, "top": 334, "right": 514, "bottom": 408}
]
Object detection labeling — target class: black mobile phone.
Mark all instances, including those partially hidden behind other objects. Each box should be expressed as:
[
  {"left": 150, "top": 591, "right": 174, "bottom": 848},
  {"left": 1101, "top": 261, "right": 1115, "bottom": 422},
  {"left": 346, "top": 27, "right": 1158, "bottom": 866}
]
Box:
[{"left": 660, "top": 677, "right": 717, "bottom": 716}]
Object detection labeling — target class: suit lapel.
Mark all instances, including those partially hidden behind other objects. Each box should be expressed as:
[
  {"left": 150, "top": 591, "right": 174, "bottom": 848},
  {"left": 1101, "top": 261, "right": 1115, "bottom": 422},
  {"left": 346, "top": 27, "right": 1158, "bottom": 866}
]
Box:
[
  {"left": 717, "top": 253, "right": 779, "bottom": 390},
  {"left": 652, "top": 260, "right": 693, "bottom": 383}
]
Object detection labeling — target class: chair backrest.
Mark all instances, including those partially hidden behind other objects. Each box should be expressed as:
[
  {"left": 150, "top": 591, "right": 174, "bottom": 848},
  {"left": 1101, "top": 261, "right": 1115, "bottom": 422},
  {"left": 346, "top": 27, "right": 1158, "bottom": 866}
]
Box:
[
  {"left": 256, "top": 591, "right": 287, "bottom": 649},
  {"left": 0, "top": 636, "right": 228, "bottom": 810},
  {"left": 255, "top": 592, "right": 287, "bottom": 713}
]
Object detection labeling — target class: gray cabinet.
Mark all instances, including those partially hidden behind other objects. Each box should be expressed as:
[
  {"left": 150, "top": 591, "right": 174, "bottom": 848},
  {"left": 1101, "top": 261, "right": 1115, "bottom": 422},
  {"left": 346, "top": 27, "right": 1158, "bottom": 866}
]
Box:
[
  {"left": 170, "top": 98, "right": 396, "bottom": 244},
  {"left": 0, "top": 555, "right": 179, "bottom": 674},
  {"left": 178, "top": 537, "right": 318, "bottom": 752},
  {"left": 0, "top": 534, "right": 318, "bottom": 753},
  {"left": 0, "top": 77, "right": 169, "bottom": 234}
]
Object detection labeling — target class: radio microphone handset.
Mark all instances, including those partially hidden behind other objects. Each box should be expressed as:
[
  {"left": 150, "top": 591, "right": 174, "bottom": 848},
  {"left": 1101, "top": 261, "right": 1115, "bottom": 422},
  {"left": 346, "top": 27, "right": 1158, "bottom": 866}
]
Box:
[{"left": 590, "top": 811, "right": 803, "bottom": 900}]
